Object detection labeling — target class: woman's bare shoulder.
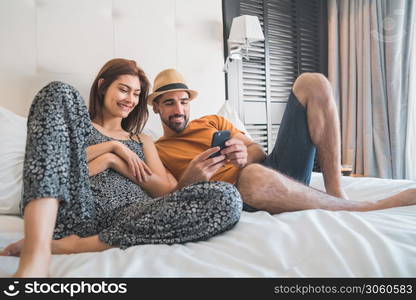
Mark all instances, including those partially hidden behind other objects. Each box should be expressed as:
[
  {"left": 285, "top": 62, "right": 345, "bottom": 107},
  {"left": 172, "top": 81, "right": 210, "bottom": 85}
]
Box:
[{"left": 132, "top": 133, "right": 153, "bottom": 144}]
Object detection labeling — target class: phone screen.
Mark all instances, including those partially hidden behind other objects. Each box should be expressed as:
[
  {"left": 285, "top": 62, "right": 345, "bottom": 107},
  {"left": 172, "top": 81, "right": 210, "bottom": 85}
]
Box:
[{"left": 210, "top": 130, "right": 230, "bottom": 158}]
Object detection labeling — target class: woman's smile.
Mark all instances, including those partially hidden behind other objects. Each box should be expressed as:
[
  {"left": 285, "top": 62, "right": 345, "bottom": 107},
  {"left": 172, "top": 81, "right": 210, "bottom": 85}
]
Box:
[{"left": 117, "top": 101, "right": 133, "bottom": 113}]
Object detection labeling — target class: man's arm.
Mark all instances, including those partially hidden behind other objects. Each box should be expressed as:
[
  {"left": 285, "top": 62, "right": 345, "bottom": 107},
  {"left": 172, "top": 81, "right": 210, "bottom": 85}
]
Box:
[{"left": 239, "top": 134, "right": 267, "bottom": 164}]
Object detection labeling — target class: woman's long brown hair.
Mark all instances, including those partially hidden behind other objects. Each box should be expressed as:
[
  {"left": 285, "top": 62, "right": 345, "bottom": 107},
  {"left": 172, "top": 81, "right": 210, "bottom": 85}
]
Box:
[{"left": 89, "top": 58, "right": 150, "bottom": 135}]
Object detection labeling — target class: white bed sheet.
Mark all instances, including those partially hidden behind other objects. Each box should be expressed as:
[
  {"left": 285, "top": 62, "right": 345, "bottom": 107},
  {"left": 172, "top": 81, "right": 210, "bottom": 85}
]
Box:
[{"left": 0, "top": 173, "right": 415, "bottom": 278}]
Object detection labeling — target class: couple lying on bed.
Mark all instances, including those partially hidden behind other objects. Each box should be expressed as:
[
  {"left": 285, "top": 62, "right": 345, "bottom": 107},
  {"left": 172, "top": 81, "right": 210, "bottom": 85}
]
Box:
[{"left": 2, "top": 58, "right": 415, "bottom": 277}]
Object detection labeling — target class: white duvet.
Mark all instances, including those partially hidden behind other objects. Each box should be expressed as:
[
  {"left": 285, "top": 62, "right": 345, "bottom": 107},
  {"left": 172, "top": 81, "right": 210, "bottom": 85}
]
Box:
[{"left": 0, "top": 173, "right": 415, "bottom": 278}]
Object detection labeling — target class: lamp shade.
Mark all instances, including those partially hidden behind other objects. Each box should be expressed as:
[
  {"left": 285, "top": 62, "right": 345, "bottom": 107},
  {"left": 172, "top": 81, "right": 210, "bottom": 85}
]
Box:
[{"left": 228, "top": 15, "right": 265, "bottom": 44}]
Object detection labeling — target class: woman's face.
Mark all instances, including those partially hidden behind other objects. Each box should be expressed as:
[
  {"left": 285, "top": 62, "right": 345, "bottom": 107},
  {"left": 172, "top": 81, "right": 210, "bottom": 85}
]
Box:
[{"left": 102, "top": 74, "right": 141, "bottom": 119}]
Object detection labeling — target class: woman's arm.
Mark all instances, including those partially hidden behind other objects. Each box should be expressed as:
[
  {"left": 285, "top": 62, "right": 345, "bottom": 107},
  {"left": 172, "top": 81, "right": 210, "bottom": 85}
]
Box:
[
  {"left": 86, "top": 141, "right": 118, "bottom": 162},
  {"left": 86, "top": 138, "right": 169, "bottom": 197},
  {"left": 106, "top": 153, "right": 177, "bottom": 198},
  {"left": 140, "top": 134, "right": 178, "bottom": 194},
  {"left": 108, "top": 134, "right": 176, "bottom": 197},
  {"left": 88, "top": 152, "right": 148, "bottom": 182},
  {"left": 88, "top": 153, "right": 114, "bottom": 176},
  {"left": 87, "top": 141, "right": 152, "bottom": 180}
]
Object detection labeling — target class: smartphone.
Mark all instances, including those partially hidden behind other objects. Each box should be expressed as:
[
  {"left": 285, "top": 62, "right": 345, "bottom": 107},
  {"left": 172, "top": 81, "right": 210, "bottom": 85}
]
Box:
[{"left": 209, "top": 130, "right": 230, "bottom": 158}]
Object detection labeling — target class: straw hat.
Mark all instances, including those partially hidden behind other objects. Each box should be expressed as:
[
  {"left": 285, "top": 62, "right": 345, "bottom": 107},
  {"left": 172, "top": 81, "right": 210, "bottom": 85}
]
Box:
[{"left": 147, "top": 69, "right": 198, "bottom": 105}]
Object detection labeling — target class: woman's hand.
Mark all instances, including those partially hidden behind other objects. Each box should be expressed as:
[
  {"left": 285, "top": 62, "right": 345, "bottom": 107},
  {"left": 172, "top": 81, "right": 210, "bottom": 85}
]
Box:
[
  {"left": 0, "top": 239, "right": 24, "bottom": 256},
  {"left": 177, "top": 147, "right": 226, "bottom": 189},
  {"left": 112, "top": 141, "right": 152, "bottom": 182}
]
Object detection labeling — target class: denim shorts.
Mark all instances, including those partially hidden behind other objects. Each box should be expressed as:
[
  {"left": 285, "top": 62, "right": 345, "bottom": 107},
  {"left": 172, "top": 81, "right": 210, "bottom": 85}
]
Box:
[{"left": 243, "top": 91, "right": 316, "bottom": 212}]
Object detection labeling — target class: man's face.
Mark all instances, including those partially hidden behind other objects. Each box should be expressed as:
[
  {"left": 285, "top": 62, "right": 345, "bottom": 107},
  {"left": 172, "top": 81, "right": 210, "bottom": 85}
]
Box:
[{"left": 153, "top": 90, "right": 191, "bottom": 133}]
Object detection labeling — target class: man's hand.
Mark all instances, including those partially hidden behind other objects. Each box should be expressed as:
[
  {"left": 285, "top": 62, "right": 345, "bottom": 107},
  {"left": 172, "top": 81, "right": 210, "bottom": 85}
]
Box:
[
  {"left": 177, "top": 147, "right": 226, "bottom": 188},
  {"left": 221, "top": 138, "right": 248, "bottom": 168}
]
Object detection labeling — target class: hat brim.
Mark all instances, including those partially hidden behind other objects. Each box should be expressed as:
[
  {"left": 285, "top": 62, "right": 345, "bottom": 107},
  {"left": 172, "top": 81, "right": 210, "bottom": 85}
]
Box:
[{"left": 147, "top": 89, "right": 198, "bottom": 106}]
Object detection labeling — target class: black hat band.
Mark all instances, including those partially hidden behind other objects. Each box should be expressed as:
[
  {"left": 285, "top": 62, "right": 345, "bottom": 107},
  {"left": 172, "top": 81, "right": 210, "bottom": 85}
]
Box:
[{"left": 155, "top": 83, "right": 189, "bottom": 93}]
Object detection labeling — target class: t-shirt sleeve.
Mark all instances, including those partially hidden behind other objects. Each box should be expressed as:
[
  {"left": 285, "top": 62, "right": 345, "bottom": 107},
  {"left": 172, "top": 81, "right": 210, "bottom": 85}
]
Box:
[{"left": 209, "top": 115, "right": 244, "bottom": 138}]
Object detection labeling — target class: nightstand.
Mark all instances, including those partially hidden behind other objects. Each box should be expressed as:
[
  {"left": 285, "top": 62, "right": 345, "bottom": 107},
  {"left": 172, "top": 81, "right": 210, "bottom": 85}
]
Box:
[{"left": 341, "top": 165, "right": 352, "bottom": 176}]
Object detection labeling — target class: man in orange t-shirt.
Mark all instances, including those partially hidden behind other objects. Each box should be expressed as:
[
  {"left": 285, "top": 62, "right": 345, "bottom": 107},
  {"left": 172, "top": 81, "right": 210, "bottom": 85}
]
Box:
[
  {"left": 150, "top": 69, "right": 413, "bottom": 213},
  {"left": 156, "top": 114, "right": 248, "bottom": 184}
]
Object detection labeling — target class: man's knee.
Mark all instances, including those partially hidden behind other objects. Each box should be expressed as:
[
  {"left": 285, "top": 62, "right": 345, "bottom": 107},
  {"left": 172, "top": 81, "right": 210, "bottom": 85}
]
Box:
[
  {"left": 236, "top": 163, "right": 264, "bottom": 189},
  {"left": 236, "top": 164, "right": 269, "bottom": 205},
  {"left": 237, "top": 164, "right": 289, "bottom": 212},
  {"left": 293, "top": 72, "right": 332, "bottom": 106}
]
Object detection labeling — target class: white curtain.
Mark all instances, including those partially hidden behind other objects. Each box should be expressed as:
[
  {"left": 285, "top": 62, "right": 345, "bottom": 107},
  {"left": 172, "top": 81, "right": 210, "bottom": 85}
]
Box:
[
  {"left": 405, "top": 25, "right": 416, "bottom": 180},
  {"left": 328, "top": 0, "right": 415, "bottom": 179}
]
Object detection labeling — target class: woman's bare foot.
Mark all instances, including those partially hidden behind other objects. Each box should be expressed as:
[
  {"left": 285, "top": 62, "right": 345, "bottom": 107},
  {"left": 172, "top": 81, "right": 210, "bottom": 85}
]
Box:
[
  {"left": 11, "top": 197, "right": 59, "bottom": 278},
  {"left": 0, "top": 239, "right": 24, "bottom": 257},
  {"left": 1, "top": 239, "right": 51, "bottom": 277},
  {"left": 14, "top": 253, "right": 50, "bottom": 278},
  {"left": 13, "top": 243, "right": 51, "bottom": 278},
  {"left": 1, "top": 234, "right": 80, "bottom": 277},
  {"left": 3, "top": 234, "right": 80, "bottom": 277}
]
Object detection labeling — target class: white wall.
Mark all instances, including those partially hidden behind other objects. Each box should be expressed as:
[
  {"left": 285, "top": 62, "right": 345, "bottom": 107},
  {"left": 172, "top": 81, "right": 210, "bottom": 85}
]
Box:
[{"left": 0, "top": 0, "right": 226, "bottom": 132}]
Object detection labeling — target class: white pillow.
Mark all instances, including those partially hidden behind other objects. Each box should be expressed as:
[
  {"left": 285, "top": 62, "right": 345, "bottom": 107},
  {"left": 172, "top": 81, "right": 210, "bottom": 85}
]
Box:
[
  {"left": 0, "top": 107, "right": 27, "bottom": 215},
  {"left": 142, "top": 110, "right": 163, "bottom": 140},
  {"left": 217, "top": 101, "right": 252, "bottom": 139}
]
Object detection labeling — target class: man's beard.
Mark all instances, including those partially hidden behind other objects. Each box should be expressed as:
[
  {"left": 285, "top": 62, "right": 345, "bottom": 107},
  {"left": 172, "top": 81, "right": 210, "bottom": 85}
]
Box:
[{"left": 163, "top": 114, "right": 188, "bottom": 133}]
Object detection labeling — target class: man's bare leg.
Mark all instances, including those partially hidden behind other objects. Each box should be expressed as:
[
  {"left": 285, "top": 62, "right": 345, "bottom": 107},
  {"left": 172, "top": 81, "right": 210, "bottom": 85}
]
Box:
[
  {"left": 237, "top": 164, "right": 416, "bottom": 214},
  {"left": 293, "top": 73, "right": 347, "bottom": 199},
  {"left": 14, "top": 198, "right": 58, "bottom": 277}
]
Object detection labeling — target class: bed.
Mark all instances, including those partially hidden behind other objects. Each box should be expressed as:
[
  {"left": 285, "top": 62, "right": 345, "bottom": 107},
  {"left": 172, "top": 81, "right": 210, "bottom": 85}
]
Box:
[{"left": 1, "top": 106, "right": 416, "bottom": 278}]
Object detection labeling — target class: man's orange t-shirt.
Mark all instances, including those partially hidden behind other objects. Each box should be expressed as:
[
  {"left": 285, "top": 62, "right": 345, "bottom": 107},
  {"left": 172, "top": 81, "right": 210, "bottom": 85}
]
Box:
[{"left": 155, "top": 115, "right": 243, "bottom": 184}]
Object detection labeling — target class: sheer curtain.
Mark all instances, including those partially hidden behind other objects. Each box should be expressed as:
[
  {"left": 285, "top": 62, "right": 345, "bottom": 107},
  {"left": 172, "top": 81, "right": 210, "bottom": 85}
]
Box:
[
  {"left": 328, "top": 0, "right": 415, "bottom": 179},
  {"left": 405, "top": 25, "right": 416, "bottom": 180}
]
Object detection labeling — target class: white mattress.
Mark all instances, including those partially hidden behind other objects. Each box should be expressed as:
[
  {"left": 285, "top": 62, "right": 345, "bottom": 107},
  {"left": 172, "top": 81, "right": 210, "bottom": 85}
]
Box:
[{"left": 1, "top": 173, "right": 415, "bottom": 277}]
